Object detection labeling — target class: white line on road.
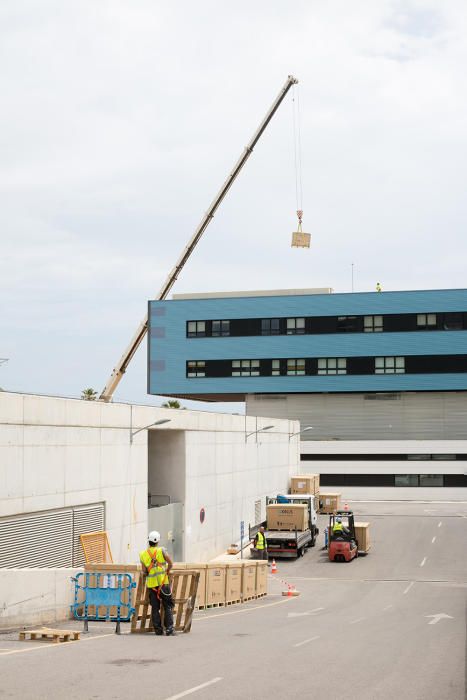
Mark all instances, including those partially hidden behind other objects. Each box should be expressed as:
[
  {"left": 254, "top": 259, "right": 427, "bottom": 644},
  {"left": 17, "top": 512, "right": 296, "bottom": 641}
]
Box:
[
  {"left": 162, "top": 678, "right": 222, "bottom": 700},
  {"left": 431, "top": 536, "right": 437, "bottom": 544},
  {"left": 420, "top": 557, "right": 427, "bottom": 567},
  {"left": 438, "top": 521, "right": 442, "bottom": 528},
  {"left": 403, "top": 582, "right": 415, "bottom": 595},
  {"left": 349, "top": 617, "right": 366, "bottom": 625},
  {"left": 0, "top": 633, "right": 113, "bottom": 657},
  {"left": 293, "top": 636, "right": 320, "bottom": 648}
]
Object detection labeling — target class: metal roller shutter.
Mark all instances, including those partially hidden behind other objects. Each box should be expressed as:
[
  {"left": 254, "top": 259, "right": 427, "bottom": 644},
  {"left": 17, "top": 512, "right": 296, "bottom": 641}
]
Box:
[
  {"left": 0, "top": 503, "right": 105, "bottom": 568},
  {"left": 72, "top": 504, "right": 105, "bottom": 566}
]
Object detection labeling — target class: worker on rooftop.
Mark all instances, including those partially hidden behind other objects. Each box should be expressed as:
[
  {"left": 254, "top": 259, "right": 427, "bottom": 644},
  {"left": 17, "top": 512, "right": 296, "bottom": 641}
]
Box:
[{"left": 140, "top": 531, "right": 175, "bottom": 636}]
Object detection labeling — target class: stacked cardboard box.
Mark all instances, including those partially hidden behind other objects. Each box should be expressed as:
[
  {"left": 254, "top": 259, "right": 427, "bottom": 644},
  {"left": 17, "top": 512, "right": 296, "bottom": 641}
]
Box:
[
  {"left": 255, "top": 561, "right": 268, "bottom": 597},
  {"left": 354, "top": 522, "right": 371, "bottom": 552},
  {"left": 241, "top": 562, "right": 257, "bottom": 600},
  {"left": 290, "top": 474, "right": 320, "bottom": 495},
  {"left": 225, "top": 563, "right": 242, "bottom": 604},
  {"left": 318, "top": 493, "right": 342, "bottom": 514},
  {"left": 266, "top": 503, "right": 309, "bottom": 531},
  {"left": 206, "top": 564, "right": 226, "bottom": 606}
]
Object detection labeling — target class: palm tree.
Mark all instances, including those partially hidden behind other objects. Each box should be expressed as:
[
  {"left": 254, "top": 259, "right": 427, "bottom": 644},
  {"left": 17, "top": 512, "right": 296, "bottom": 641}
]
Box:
[
  {"left": 81, "top": 388, "right": 98, "bottom": 401},
  {"left": 161, "top": 399, "right": 182, "bottom": 409}
]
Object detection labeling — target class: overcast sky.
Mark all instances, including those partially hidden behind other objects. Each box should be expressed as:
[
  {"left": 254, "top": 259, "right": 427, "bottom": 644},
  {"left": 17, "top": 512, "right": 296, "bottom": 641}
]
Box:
[{"left": 1, "top": 1, "right": 466, "bottom": 411}]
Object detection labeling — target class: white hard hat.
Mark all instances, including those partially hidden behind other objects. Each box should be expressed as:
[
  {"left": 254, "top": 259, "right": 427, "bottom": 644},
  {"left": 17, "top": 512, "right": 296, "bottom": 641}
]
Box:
[{"left": 148, "top": 530, "right": 161, "bottom": 543}]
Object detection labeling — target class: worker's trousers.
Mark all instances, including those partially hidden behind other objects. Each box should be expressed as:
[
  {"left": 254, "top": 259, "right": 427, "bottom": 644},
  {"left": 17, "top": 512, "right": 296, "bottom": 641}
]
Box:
[
  {"left": 149, "top": 585, "right": 174, "bottom": 634},
  {"left": 257, "top": 549, "right": 268, "bottom": 560}
]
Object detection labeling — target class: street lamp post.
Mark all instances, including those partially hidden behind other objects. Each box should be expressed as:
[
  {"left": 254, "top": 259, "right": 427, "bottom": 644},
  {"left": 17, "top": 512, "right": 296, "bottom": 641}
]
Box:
[
  {"left": 288, "top": 426, "right": 314, "bottom": 441},
  {"left": 245, "top": 425, "right": 275, "bottom": 442},
  {"left": 130, "top": 418, "right": 171, "bottom": 444}
]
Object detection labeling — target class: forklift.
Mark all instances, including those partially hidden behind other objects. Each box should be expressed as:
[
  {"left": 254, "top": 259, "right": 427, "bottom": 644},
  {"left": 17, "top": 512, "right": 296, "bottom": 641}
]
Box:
[{"left": 328, "top": 510, "right": 358, "bottom": 562}]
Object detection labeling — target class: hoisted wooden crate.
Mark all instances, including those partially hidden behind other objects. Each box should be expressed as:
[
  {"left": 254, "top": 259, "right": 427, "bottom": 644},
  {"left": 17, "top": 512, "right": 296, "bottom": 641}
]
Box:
[
  {"left": 131, "top": 569, "right": 200, "bottom": 634},
  {"left": 80, "top": 531, "right": 113, "bottom": 564}
]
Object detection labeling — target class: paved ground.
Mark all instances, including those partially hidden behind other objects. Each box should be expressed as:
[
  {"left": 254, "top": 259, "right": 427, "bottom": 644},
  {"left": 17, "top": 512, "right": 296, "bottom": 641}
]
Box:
[{"left": 1, "top": 496, "right": 466, "bottom": 700}]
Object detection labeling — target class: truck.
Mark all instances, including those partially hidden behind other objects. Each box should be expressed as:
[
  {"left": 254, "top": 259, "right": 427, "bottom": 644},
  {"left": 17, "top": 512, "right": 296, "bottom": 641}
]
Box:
[{"left": 249, "top": 495, "right": 319, "bottom": 559}]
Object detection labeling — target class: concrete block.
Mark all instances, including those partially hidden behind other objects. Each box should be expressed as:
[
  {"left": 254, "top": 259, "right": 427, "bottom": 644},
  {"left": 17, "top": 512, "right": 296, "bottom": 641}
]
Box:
[
  {"left": 100, "top": 445, "right": 132, "bottom": 488},
  {"left": 0, "top": 425, "right": 24, "bottom": 446},
  {"left": 65, "top": 426, "right": 100, "bottom": 447},
  {"left": 23, "top": 395, "right": 67, "bottom": 426},
  {"left": 100, "top": 402, "right": 131, "bottom": 429},
  {"left": 0, "top": 498, "right": 24, "bottom": 517},
  {"left": 0, "top": 446, "right": 23, "bottom": 498},
  {"left": 65, "top": 445, "right": 100, "bottom": 492},
  {"left": 23, "top": 494, "right": 66, "bottom": 513},
  {"left": 65, "top": 398, "right": 101, "bottom": 427},
  {"left": 64, "top": 488, "right": 102, "bottom": 508},
  {"left": 23, "top": 425, "right": 66, "bottom": 447},
  {"left": 0, "top": 393, "right": 24, "bottom": 424}
]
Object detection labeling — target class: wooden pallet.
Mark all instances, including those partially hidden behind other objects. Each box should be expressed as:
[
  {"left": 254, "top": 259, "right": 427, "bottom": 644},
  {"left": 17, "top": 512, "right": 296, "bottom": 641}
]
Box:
[
  {"left": 225, "top": 599, "right": 241, "bottom": 606},
  {"left": 131, "top": 570, "right": 199, "bottom": 634},
  {"left": 242, "top": 595, "right": 258, "bottom": 603},
  {"left": 19, "top": 628, "right": 81, "bottom": 644}
]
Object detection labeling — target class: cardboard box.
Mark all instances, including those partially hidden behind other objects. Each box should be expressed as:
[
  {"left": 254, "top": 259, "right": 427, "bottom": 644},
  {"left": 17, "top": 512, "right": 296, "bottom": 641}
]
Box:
[
  {"left": 291, "top": 474, "right": 320, "bottom": 495},
  {"left": 225, "top": 563, "right": 242, "bottom": 603},
  {"left": 206, "top": 564, "right": 226, "bottom": 606},
  {"left": 318, "top": 493, "right": 342, "bottom": 514},
  {"left": 354, "top": 522, "right": 371, "bottom": 553},
  {"left": 183, "top": 563, "right": 207, "bottom": 608},
  {"left": 266, "top": 503, "right": 309, "bottom": 531},
  {"left": 241, "top": 562, "right": 257, "bottom": 600},
  {"left": 255, "top": 561, "right": 268, "bottom": 597},
  {"left": 227, "top": 545, "right": 240, "bottom": 555}
]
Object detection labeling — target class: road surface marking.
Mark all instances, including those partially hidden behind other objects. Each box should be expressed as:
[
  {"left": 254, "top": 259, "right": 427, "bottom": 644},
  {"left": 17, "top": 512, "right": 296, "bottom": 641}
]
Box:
[
  {"left": 438, "top": 521, "right": 442, "bottom": 527},
  {"left": 162, "top": 677, "right": 222, "bottom": 700},
  {"left": 0, "top": 633, "right": 113, "bottom": 657},
  {"left": 196, "top": 597, "right": 291, "bottom": 621},
  {"left": 349, "top": 617, "right": 366, "bottom": 625},
  {"left": 288, "top": 607, "right": 324, "bottom": 619},
  {"left": 425, "top": 614, "right": 454, "bottom": 626},
  {"left": 431, "top": 536, "right": 436, "bottom": 544},
  {"left": 293, "top": 635, "right": 320, "bottom": 648},
  {"left": 403, "top": 582, "right": 415, "bottom": 595},
  {"left": 420, "top": 557, "right": 427, "bottom": 567}
]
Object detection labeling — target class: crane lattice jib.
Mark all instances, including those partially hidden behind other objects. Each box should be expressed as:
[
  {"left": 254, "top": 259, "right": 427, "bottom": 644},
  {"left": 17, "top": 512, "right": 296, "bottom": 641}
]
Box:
[{"left": 99, "top": 75, "right": 298, "bottom": 402}]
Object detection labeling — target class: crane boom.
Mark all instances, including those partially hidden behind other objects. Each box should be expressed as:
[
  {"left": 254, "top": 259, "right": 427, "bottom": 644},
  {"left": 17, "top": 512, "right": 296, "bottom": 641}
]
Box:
[{"left": 99, "top": 74, "right": 298, "bottom": 402}]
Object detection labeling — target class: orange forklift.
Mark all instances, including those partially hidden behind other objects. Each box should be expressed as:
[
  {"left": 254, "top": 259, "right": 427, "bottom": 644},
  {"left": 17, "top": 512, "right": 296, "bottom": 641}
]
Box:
[{"left": 328, "top": 510, "right": 358, "bottom": 562}]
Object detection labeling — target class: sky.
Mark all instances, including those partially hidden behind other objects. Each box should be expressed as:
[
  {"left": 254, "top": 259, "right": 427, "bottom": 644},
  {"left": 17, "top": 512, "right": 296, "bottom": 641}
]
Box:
[{"left": 1, "top": 0, "right": 466, "bottom": 411}]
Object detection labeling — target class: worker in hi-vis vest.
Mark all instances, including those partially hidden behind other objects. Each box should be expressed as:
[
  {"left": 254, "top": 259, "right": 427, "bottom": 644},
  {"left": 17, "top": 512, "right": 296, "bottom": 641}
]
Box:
[
  {"left": 140, "top": 530, "right": 175, "bottom": 636},
  {"left": 253, "top": 526, "right": 268, "bottom": 560}
]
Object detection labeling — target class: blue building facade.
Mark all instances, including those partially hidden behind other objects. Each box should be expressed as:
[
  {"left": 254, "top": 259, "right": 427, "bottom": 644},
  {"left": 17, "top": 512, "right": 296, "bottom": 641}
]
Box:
[{"left": 148, "top": 288, "right": 467, "bottom": 400}]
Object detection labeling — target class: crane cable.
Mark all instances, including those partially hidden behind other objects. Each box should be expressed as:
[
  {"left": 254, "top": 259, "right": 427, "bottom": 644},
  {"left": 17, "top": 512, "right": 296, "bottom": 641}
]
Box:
[{"left": 292, "top": 83, "right": 304, "bottom": 229}]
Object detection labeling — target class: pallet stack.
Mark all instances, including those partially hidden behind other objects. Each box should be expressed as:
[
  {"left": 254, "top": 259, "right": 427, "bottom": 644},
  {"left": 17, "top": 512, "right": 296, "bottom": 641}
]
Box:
[{"left": 131, "top": 569, "right": 200, "bottom": 634}]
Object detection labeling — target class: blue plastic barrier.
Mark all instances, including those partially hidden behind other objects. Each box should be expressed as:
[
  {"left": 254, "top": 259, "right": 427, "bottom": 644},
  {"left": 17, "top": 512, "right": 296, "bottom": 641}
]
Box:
[{"left": 71, "top": 572, "right": 136, "bottom": 634}]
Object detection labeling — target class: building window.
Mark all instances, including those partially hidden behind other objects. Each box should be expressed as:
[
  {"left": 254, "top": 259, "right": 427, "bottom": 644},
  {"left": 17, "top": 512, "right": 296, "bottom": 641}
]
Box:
[
  {"left": 286, "top": 318, "right": 305, "bottom": 335},
  {"left": 187, "top": 361, "right": 206, "bottom": 377},
  {"left": 443, "top": 313, "right": 463, "bottom": 330},
  {"left": 232, "top": 360, "right": 260, "bottom": 376},
  {"left": 395, "top": 474, "right": 419, "bottom": 487},
  {"left": 287, "top": 359, "right": 305, "bottom": 375},
  {"left": 364, "top": 315, "right": 383, "bottom": 332},
  {"left": 187, "top": 321, "right": 206, "bottom": 337},
  {"left": 375, "top": 356, "right": 405, "bottom": 374},
  {"left": 271, "top": 360, "right": 281, "bottom": 376},
  {"left": 337, "top": 316, "right": 359, "bottom": 332},
  {"left": 317, "top": 358, "right": 347, "bottom": 375},
  {"left": 417, "top": 313, "right": 437, "bottom": 328},
  {"left": 212, "top": 320, "right": 230, "bottom": 337},
  {"left": 419, "top": 474, "right": 444, "bottom": 487},
  {"left": 261, "top": 319, "right": 280, "bottom": 335}
]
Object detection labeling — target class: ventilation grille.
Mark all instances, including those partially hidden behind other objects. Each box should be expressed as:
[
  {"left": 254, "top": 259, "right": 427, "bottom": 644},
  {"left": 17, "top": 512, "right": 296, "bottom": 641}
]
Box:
[{"left": 0, "top": 503, "right": 104, "bottom": 569}]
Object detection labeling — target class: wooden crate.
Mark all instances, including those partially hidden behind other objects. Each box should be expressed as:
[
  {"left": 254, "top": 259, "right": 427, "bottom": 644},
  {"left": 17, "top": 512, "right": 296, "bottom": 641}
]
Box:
[
  {"left": 206, "top": 564, "right": 226, "bottom": 607},
  {"left": 241, "top": 562, "right": 257, "bottom": 601},
  {"left": 318, "top": 493, "right": 342, "bottom": 514},
  {"left": 81, "top": 563, "right": 140, "bottom": 618},
  {"left": 80, "top": 531, "right": 113, "bottom": 564},
  {"left": 183, "top": 563, "right": 207, "bottom": 609},
  {"left": 131, "top": 570, "right": 199, "bottom": 634},
  {"left": 225, "top": 563, "right": 242, "bottom": 605},
  {"left": 255, "top": 561, "right": 268, "bottom": 598}
]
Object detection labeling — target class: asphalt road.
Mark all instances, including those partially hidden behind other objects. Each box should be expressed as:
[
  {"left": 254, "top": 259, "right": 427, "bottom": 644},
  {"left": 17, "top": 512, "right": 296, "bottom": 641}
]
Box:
[{"left": 0, "top": 498, "right": 465, "bottom": 700}]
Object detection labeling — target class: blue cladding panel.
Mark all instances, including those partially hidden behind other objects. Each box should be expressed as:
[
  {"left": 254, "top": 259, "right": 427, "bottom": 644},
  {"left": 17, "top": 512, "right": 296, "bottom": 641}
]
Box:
[{"left": 148, "top": 289, "right": 467, "bottom": 396}]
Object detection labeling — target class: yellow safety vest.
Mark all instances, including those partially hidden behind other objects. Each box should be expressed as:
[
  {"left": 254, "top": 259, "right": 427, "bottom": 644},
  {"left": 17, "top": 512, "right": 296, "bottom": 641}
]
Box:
[
  {"left": 256, "top": 532, "right": 266, "bottom": 550},
  {"left": 333, "top": 522, "right": 343, "bottom": 533},
  {"left": 140, "top": 546, "right": 168, "bottom": 588}
]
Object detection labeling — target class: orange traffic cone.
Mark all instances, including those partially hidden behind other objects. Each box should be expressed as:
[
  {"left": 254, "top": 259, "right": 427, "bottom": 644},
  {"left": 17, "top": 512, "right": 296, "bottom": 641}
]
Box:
[
  {"left": 282, "top": 583, "right": 300, "bottom": 597},
  {"left": 271, "top": 559, "right": 277, "bottom": 574}
]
